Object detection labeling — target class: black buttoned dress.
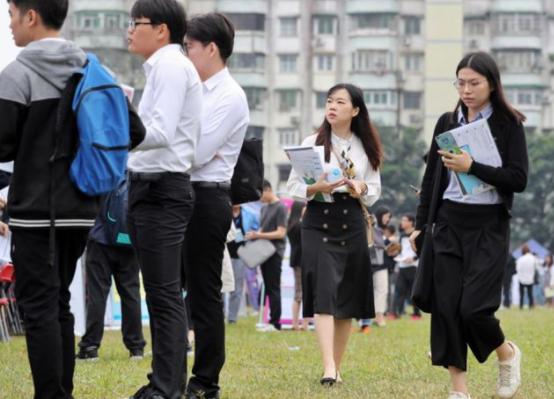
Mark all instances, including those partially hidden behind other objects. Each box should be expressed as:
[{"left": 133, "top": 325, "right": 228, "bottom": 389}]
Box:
[{"left": 301, "top": 192, "right": 374, "bottom": 319}]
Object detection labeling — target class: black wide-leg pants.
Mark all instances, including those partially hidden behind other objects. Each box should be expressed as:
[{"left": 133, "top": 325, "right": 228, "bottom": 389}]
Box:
[{"left": 431, "top": 200, "right": 508, "bottom": 371}]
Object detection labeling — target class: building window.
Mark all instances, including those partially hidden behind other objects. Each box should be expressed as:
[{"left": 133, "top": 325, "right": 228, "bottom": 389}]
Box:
[
  {"left": 278, "top": 128, "right": 298, "bottom": 146},
  {"left": 245, "top": 126, "right": 264, "bottom": 140},
  {"left": 314, "top": 15, "right": 335, "bottom": 35},
  {"left": 278, "top": 164, "right": 292, "bottom": 183},
  {"left": 506, "top": 88, "right": 544, "bottom": 106},
  {"left": 404, "top": 16, "right": 421, "bottom": 35},
  {"left": 226, "top": 13, "right": 265, "bottom": 31},
  {"left": 494, "top": 50, "right": 540, "bottom": 72},
  {"left": 403, "top": 92, "right": 421, "bottom": 110},
  {"left": 244, "top": 87, "right": 265, "bottom": 110},
  {"left": 228, "top": 53, "right": 265, "bottom": 71},
  {"left": 351, "top": 13, "right": 395, "bottom": 30},
  {"left": 352, "top": 50, "right": 391, "bottom": 72},
  {"left": 278, "top": 90, "right": 298, "bottom": 112},
  {"left": 315, "top": 91, "right": 327, "bottom": 109},
  {"left": 315, "top": 54, "right": 335, "bottom": 72},
  {"left": 279, "top": 54, "right": 298, "bottom": 73},
  {"left": 363, "top": 90, "right": 397, "bottom": 107},
  {"left": 404, "top": 53, "right": 423, "bottom": 72},
  {"left": 467, "top": 19, "right": 485, "bottom": 35},
  {"left": 496, "top": 13, "right": 540, "bottom": 35},
  {"left": 280, "top": 17, "right": 298, "bottom": 37},
  {"left": 77, "top": 12, "right": 101, "bottom": 30}
]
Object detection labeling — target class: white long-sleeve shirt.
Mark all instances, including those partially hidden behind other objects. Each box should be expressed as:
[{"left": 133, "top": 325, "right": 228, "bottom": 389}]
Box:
[
  {"left": 191, "top": 67, "right": 249, "bottom": 182},
  {"left": 516, "top": 253, "right": 537, "bottom": 285},
  {"left": 286, "top": 133, "right": 381, "bottom": 207},
  {"left": 128, "top": 44, "right": 202, "bottom": 173}
]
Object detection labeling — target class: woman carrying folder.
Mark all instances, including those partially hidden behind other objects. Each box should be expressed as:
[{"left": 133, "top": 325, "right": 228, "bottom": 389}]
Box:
[
  {"left": 287, "top": 83, "right": 382, "bottom": 386},
  {"left": 410, "top": 52, "right": 528, "bottom": 399}
]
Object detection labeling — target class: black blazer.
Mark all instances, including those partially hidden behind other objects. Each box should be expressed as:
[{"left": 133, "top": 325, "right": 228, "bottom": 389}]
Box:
[{"left": 415, "top": 110, "right": 528, "bottom": 230}]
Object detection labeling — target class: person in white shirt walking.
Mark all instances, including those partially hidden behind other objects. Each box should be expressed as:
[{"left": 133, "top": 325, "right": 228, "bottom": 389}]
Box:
[
  {"left": 516, "top": 245, "right": 536, "bottom": 309},
  {"left": 183, "top": 13, "right": 249, "bottom": 399},
  {"left": 126, "top": 1, "right": 202, "bottom": 398}
]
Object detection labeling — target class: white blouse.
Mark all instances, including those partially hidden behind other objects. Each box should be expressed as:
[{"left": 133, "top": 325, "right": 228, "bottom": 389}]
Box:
[{"left": 286, "top": 133, "right": 381, "bottom": 207}]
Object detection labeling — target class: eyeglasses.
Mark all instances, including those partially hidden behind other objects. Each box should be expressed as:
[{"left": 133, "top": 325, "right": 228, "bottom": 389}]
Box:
[
  {"left": 128, "top": 19, "right": 154, "bottom": 30},
  {"left": 453, "top": 79, "right": 487, "bottom": 90}
]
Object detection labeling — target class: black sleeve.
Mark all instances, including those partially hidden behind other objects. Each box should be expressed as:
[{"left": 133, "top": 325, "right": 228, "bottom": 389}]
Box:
[
  {"left": 276, "top": 204, "right": 287, "bottom": 228},
  {"left": 415, "top": 112, "right": 451, "bottom": 230},
  {"left": 127, "top": 99, "right": 145, "bottom": 150},
  {"left": 468, "top": 122, "right": 528, "bottom": 193},
  {"left": 0, "top": 99, "right": 25, "bottom": 162}
]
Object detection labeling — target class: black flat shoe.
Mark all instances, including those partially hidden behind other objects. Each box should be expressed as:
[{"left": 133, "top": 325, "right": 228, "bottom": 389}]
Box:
[{"left": 320, "top": 375, "right": 337, "bottom": 387}]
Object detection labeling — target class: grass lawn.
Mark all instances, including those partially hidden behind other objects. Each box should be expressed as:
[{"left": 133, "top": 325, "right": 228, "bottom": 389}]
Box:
[{"left": 1, "top": 308, "right": 553, "bottom": 398}]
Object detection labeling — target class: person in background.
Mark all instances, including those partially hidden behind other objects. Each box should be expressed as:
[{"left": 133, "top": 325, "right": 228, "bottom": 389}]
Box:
[
  {"left": 287, "top": 200, "right": 309, "bottom": 331},
  {"left": 384, "top": 224, "right": 400, "bottom": 318},
  {"left": 502, "top": 255, "right": 516, "bottom": 309},
  {"left": 227, "top": 204, "right": 259, "bottom": 324},
  {"left": 246, "top": 180, "right": 287, "bottom": 332},
  {"left": 543, "top": 254, "right": 554, "bottom": 308},
  {"left": 516, "top": 245, "right": 536, "bottom": 310},
  {"left": 287, "top": 83, "right": 382, "bottom": 385},
  {"left": 392, "top": 214, "right": 421, "bottom": 320}
]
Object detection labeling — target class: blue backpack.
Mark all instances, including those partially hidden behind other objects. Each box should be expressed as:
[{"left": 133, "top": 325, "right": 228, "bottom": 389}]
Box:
[{"left": 71, "top": 53, "right": 130, "bottom": 196}]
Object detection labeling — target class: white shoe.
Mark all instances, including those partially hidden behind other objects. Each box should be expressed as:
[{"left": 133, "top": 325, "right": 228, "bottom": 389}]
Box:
[
  {"left": 262, "top": 324, "right": 279, "bottom": 332},
  {"left": 496, "top": 341, "right": 522, "bottom": 399},
  {"left": 448, "top": 391, "right": 471, "bottom": 399}
]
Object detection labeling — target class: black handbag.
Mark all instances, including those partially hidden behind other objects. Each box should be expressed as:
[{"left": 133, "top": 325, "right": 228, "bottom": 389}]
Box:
[
  {"left": 411, "top": 159, "right": 443, "bottom": 313},
  {"left": 230, "top": 138, "right": 264, "bottom": 205}
]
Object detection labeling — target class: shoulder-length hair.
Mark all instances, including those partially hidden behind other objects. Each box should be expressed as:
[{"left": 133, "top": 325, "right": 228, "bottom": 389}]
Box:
[
  {"left": 454, "top": 52, "right": 525, "bottom": 124},
  {"left": 315, "top": 83, "right": 383, "bottom": 171}
]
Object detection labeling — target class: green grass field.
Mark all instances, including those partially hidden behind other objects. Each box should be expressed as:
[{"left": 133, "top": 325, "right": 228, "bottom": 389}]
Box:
[{"left": 1, "top": 308, "right": 553, "bottom": 398}]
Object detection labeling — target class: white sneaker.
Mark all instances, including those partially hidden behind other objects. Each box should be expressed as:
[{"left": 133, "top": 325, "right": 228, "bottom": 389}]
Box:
[
  {"left": 496, "top": 341, "right": 522, "bottom": 399},
  {"left": 448, "top": 391, "right": 471, "bottom": 399},
  {"left": 262, "top": 324, "right": 279, "bottom": 332}
]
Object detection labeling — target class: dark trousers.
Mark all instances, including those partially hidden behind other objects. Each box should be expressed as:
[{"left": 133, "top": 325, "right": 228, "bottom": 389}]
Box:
[
  {"left": 12, "top": 227, "right": 89, "bottom": 399},
  {"left": 183, "top": 187, "right": 231, "bottom": 396},
  {"left": 260, "top": 252, "right": 283, "bottom": 329},
  {"left": 78, "top": 240, "right": 145, "bottom": 352},
  {"left": 393, "top": 266, "right": 420, "bottom": 316},
  {"left": 128, "top": 173, "right": 194, "bottom": 399},
  {"left": 519, "top": 283, "right": 534, "bottom": 308},
  {"left": 431, "top": 201, "right": 508, "bottom": 371},
  {"left": 502, "top": 273, "right": 513, "bottom": 308}
]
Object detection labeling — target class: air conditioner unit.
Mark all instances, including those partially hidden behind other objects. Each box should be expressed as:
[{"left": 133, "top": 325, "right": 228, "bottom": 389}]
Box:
[
  {"left": 313, "top": 36, "right": 325, "bottom": 48},
  {"left": 290, "top": 116, "right": 300, "bottom": 125},
  {"left": 409, "top": 114, "right": 422, "bottom": 124},
  {"left": 469, "top": 39, "right": 479, "bottom": 49},
  {"left": 542, "top": 95, "right": 550, "bottom": 105},
  {"left": 403, "top": 37, "right": 412, "bottom": 47}
]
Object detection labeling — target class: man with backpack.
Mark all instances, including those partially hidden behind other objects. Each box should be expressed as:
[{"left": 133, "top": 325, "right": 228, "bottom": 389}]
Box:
[
  {"left": 0, "top": 1, "right": 145, "bottom": 398},
  {"left": 76, "top": 179, "right": 146, "bottom": 361},
  {"left": 182, "top": 13, "right": 249, "bottom": 399},
  {"left": 126, "top": 1, "right": 202, "bottom": 398}
]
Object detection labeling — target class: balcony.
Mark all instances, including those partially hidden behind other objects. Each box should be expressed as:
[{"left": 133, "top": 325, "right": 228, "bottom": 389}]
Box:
[{"left": 347, "top": 0, "right": 398, "bottom": 14}]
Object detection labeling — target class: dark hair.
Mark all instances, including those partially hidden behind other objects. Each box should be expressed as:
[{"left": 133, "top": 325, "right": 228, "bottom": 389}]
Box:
[
  {"left": 8, "top": 0, "right": 68, "bottom": 30},
  {"left": 402, "top": 213, "right": 415, "bottom": 225},
  {"left": 375, "top": 206, "right": 391, "bottom": 228},
  {"left": 383, "top": 225, "right": 396, "bottom": 235},
  {"left": 521, "top": 244, "right": 530, "bottom": 255},
  {"left": 287, "top": 200, "right": 305, "bottom": 232},
  {"left": 187, "top": 12, "right": 235, "bottom": 62},
  {"left": 131, "top": 0, "right": 187, "bottom": 46},
  {"left": 263, "top": 179, "right": 272, "bottom": 190},
  {"left": 454, "top": 52, "right": 525, "bottom": 124},
  {"left": 315, "top": 83, "right": 383, "bottom": 171}
]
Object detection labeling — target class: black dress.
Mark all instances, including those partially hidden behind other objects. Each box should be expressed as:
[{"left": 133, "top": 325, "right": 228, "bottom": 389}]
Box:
[{"left": 301, "top": 192, "right": 374, "bottom": 319}]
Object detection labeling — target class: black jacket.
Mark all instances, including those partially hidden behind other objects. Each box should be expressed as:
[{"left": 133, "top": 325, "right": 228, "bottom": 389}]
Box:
[
  {"left": 0, "top": 39, "right": 145, "bottom": 228},
  {"left": 416, "top": 111, "right": 528, "bottom": 230}
]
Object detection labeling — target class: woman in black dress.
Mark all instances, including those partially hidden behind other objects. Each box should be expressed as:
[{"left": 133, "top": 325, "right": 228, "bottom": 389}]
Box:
[{"left": 287, "top": 83, "right": 382, "bottom": 385}]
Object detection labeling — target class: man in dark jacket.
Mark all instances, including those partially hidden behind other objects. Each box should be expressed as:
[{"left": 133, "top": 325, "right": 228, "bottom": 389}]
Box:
[{"left": 0, "top": 1, "right": 144, "bottom": 397}]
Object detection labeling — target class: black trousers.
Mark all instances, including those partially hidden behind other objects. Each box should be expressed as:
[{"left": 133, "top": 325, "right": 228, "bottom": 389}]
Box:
[
  {"left": 78, "top": 240, "right": 145, "bottom": 352},
  {"left": 261, "top": 252, "right": 283, "bottom": 329},
  {"left": 12, "top": 227, "right": 89, "bottom": 399},
  {"left": 183, "top": 186, "right": 232, "bottom": 396},
  {"left": 393, "top": 266, "right": 420, "bottom": 316},
  {"left": 519, "top": 283, "right": 534, "bottom": 308},
  {"left": 128, "top": 173, "right": 194, "bottom": 399},
  {"left": 431, "top": 200, "right": 508, "bottom": 371},
  {"left": 502, "top": 272, "right": 513, "bottom": 308}
]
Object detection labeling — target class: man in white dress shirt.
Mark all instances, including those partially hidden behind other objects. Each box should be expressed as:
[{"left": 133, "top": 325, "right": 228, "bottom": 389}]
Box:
[
  {"left": 183, "top": 13, "right": 249, "bottom": 399},
  {"left": 126, "top": 1, "right": 202, "bottom": 398}
]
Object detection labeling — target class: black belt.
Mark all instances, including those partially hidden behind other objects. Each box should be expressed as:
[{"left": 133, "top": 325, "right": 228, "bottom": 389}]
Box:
[
  {"left": 129, "top": 171, "right": 189, "bottom": 182},
  {"left": 192, "top": 181, "right": 231, "bottom": 190}
]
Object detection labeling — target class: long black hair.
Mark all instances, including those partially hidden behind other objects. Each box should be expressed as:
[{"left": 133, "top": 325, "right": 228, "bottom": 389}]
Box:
[
  {"left": 315, "top": 83, "right": 383, "bottom": 171},
  {"left": 454, "top": 52, "right": 525, "bottom": 124},
  {"left": 287, "top": 200, "right": 305, "bottom": 233}
]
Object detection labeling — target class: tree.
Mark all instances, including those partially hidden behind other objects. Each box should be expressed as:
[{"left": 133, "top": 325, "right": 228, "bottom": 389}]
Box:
[
  {"left": 511, "top": 133, "right": 554, "bottom": 251},
  {"left": 371, "top": 126, "right": 428, "bottom": 217}
]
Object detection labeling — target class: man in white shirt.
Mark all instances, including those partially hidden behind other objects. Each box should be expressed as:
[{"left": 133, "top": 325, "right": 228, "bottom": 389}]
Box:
[
  {"left": 183, "top": 13, "right": 249, "bottom": 399},
  {"left": 392, "top": 214, "right": 422, "bottom": 319},
  {"left": 516, "top": 245, "right": 536, "bottom": 309},
  {"left": 126, "top": 1, "right": 202, "bottom": 398}
]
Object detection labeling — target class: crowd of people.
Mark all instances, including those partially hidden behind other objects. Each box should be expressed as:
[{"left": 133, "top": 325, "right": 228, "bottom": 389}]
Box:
[{"left": 0, "top": 1, "right": 549, "bottom": 399}]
